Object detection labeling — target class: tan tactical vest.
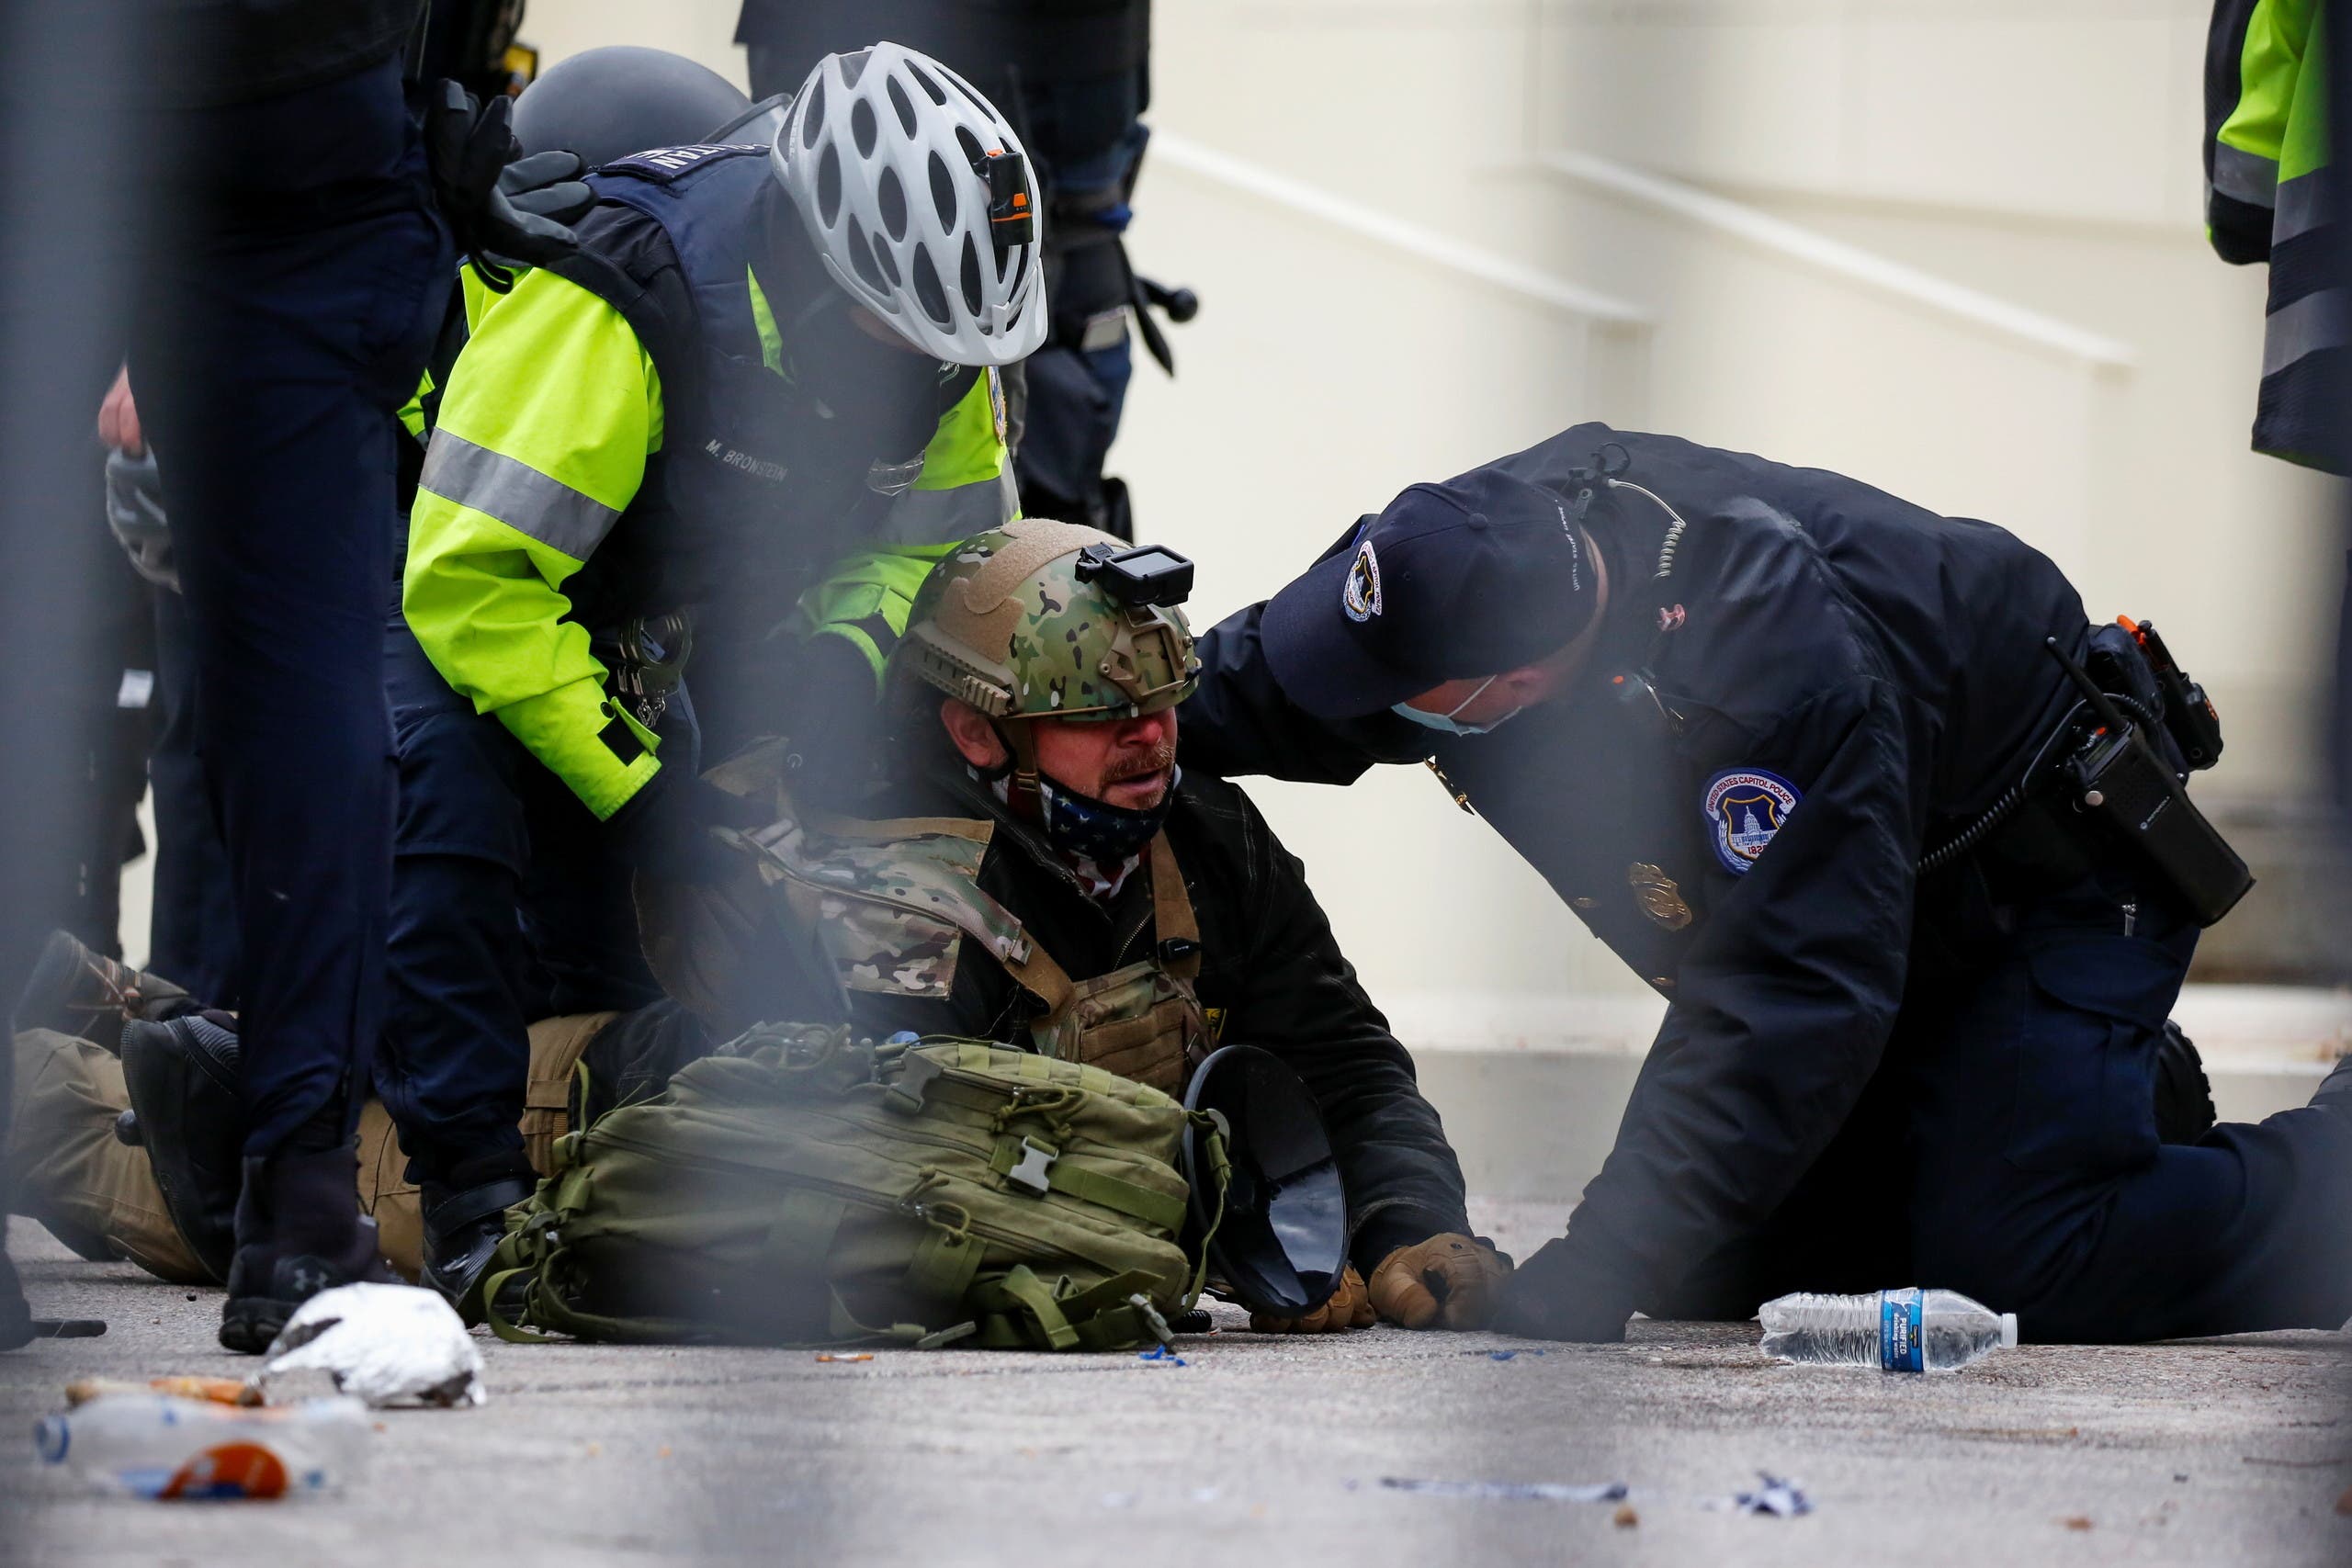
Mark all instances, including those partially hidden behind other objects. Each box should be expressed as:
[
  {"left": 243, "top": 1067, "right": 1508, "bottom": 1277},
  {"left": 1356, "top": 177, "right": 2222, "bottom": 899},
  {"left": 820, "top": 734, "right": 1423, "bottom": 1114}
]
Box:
[{"left": 741, "top": 804, "right": 1214, "bottom": 1096}]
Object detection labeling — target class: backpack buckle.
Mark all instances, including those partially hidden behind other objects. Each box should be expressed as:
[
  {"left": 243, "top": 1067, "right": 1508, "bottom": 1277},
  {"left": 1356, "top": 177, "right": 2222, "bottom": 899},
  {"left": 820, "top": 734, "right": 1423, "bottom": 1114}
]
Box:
[
  {"left": 913, "top": 1321, "right": 977, "bottom": 1350},
  {"left": 888, "top": 1054, "right": 944, "bottom": 1114},
  {"left": 1006, "top": 1136, "right": 1058, "bottom": 1197},
  {"left": 1128, "top": 1292, "right": 1173, "bottom": 1349}
]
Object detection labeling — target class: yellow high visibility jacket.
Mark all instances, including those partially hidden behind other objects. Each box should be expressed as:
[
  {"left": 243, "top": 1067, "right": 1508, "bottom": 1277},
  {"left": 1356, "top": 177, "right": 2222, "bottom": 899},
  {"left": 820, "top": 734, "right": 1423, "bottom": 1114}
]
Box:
[
  {"left": 404, "top": 255, "right": 1013, "bottom": 820},
  {"left": 2205, "top": 0, "right": 2344, "bottom": 469}
]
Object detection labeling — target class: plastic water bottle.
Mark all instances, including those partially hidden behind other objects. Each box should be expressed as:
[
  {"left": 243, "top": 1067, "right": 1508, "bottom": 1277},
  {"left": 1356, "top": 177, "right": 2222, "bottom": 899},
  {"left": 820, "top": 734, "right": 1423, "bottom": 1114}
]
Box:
[
  {"left": 34, "top": 1393, "right": 371, "bottom": 1498},
  {"left": 1758, "top": 1287, "right": 2017, "bottom": 1373}
]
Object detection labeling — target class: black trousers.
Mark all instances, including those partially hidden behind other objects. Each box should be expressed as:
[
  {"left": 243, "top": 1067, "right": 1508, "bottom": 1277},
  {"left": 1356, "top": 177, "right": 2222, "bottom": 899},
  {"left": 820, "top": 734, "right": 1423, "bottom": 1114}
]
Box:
[
  {"left": 145, "top": 583, "right": 241, "bottom": 1005},
  {"left": 1658, "top": 853, "right": 2352, "bottom": 1341},
  {"left": 129, "top": 58, "right": 451, "bottom": 1157},
  {"left": 377, "top": 618, "right": 689, "bottom": 1181}
]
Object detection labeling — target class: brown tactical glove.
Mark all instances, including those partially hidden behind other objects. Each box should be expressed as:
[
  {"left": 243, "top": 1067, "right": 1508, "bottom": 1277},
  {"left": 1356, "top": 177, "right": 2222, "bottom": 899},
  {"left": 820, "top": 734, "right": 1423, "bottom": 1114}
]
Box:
[
  {"left": 1249, "top": 1265, "right": 1375, "bottom": 1333},
  {"left": 1368, "top": 1234, "right": 1515, "bottom": 1330}
]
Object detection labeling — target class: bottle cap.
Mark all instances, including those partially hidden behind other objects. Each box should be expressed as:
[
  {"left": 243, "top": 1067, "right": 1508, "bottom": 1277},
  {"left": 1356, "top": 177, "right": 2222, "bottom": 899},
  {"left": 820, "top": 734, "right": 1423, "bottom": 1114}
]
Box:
[{"left": 1999, "top": 1312, "right": 2018, "bottom": 1348}]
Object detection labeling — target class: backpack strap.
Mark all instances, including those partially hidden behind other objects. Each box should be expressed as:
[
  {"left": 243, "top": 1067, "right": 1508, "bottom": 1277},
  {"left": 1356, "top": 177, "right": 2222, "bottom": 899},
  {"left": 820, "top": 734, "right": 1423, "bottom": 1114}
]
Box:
[
  {"left": 986, "top": 830, "right": 1194, "bottom": 1029},
  {"left": 902, "top": 1220, "right": 984, "bottom": 1304},
  {"left": 968, "top": 1265, "right": 1082, "bottom": 1350},
  {"left": 997, "top": 936, "right": 1077, "bottom": 1024},
  {"left": 1147, "top": 832, "right": 1201, "bottom": 981},
  {"left": 985, "top": 1134, "right": 1188, "bottom": 1232}
]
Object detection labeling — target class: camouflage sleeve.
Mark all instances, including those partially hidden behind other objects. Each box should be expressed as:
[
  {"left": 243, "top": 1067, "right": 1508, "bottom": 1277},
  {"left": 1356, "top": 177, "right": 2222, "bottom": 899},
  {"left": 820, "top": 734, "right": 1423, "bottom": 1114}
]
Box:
[{"left": 793, "top": 855, "right": 1036, "bottom": 1045}]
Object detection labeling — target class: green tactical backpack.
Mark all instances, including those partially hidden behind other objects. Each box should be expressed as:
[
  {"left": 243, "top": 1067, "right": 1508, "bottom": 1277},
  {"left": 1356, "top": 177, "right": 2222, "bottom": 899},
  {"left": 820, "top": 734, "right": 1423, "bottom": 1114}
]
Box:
[{"left": 481, "top": 1023, "right": 1227, "bottom": 1351}]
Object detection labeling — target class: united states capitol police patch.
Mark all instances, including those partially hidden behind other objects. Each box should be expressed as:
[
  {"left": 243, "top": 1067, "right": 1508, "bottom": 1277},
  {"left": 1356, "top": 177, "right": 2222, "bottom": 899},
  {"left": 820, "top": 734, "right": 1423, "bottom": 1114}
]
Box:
[
  {"left": 1702, "top": 768, "right": 1799, "bottom": 875},
  {"left": 1341, "top": 538, "right": 1383, "bottom": 622}
]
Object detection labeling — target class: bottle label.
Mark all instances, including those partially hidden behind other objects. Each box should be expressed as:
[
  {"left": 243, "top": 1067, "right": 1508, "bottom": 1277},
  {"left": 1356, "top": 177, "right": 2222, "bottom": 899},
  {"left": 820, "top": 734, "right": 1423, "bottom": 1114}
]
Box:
[
  {"left": 159, "top": 1442, "right": 289, "bottom": 1500},
  {"left": 1880, "top": 1288, "right": 1924, "bottom": 1373}
]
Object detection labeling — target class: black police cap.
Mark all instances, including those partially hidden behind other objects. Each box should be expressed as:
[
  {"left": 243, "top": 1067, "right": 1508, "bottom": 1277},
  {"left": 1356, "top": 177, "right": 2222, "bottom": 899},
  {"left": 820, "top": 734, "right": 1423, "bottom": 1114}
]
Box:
[{"left": 1258, "top": 466, "right": 1601, "bottom": 719}]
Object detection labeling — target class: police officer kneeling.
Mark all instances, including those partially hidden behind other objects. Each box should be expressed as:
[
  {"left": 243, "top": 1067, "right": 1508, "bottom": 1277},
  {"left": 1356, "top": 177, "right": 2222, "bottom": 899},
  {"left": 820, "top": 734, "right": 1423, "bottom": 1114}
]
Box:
[
  {"left": 386, "top": 41, "right": 1036, "bottom": 1308},
  {"left": 1183, "top": 423, "right": 2352, "bottom": 1344}
]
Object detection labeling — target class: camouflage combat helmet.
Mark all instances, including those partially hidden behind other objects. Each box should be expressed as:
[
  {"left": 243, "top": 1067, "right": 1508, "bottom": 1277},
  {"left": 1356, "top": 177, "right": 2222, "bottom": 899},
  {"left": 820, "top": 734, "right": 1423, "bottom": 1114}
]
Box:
[{"left": 898, "top": 519, "right": 1198, "bottom": 723}]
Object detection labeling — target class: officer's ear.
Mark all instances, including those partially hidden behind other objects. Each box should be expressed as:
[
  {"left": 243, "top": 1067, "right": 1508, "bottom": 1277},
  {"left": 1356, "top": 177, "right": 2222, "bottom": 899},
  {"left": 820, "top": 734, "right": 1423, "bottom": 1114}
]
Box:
[
  {"left": 1496, "top": 661, "right": 1564, "bottom": 705},
  {"left": 938, "top": 699, "right": 1010, "bottom": 770},
  {"left": 1494, "top": 639, "right": 1591, "bottom": 712}
]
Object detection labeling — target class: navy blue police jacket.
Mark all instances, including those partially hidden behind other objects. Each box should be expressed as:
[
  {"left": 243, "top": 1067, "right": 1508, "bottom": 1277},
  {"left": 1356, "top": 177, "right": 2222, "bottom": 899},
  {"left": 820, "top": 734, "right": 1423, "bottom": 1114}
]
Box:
[{"left": 1181, "top": 423, "right": 2094, "bottom": 1337}]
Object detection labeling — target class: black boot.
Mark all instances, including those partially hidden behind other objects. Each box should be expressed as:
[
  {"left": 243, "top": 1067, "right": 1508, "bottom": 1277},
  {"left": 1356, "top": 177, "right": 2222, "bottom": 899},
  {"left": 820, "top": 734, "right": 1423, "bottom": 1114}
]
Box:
[
  {"left": 420, "top": 1149, "right": 537, "bottom": 1322},
  {"left": 2154, "top": 1021, "right": 2219, "bottom": 1145},
  {"left": 119, "top": 1015, "right": 246, "bottom": 1282},
  {"left": 219, "top": 1145, "right": 398, "bottom": 1354},
  {"left": 14, "top": 929, "right": 193, "bottom": 1052}
]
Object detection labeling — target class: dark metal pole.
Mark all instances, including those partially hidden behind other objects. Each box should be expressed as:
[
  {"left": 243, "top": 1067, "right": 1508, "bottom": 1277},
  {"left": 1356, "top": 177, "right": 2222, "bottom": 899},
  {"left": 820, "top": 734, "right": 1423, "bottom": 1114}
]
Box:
[{"left": 0, "top": 0, "right": 137, "bottom": 1344}]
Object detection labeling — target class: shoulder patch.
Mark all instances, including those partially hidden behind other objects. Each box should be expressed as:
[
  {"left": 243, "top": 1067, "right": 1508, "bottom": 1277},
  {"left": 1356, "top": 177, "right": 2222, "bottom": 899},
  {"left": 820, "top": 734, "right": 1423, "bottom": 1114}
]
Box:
[
  {"left": 817, "top": 898, "right": 965, "bottom": 998},
  {"left": 748, "top": 807, "right": 1032, "bottom": 1003},
  {"left": 1341, "top": 539, "right": 1383, "bottom": 622},
  {"left": 1702, "top": 768, "right": 1799, "bottom": 876},
  {"left": 598, "top": 143, "right": 769, "bottom": 184}
]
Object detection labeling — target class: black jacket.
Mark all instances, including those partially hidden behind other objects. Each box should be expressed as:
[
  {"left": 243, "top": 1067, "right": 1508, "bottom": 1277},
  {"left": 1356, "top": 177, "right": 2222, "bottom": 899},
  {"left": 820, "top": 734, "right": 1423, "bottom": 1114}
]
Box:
[
  {"left": 147, "top": 0, "right": 421, "bottom": 107},
  {"left": 847, "top": 750, "right": 1474, "bottom": 1272},
  {"left": 1181, "top": 423, "right": 2093, "bottom": 1336},
  {"left": 734, "top": 1, "right": 1149, "bottom": 92}
]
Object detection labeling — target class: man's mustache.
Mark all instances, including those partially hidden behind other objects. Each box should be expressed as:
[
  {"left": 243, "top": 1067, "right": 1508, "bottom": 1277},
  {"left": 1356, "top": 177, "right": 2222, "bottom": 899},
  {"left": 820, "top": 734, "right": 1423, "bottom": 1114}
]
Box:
[{"left": 1102, "top": 740, "right": 1177, "bottom": 784}]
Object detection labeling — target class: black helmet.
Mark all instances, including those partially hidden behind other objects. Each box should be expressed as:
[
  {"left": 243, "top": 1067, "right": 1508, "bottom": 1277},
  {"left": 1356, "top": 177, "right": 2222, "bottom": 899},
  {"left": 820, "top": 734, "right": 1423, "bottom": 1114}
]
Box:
[{"left": 511, "top": 46, "right": 753, "bottom": 168}]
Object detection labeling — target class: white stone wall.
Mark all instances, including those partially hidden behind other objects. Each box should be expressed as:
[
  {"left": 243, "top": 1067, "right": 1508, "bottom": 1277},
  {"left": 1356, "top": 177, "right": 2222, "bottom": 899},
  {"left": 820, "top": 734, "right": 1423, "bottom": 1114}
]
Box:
[{"left": 505, "top": 0, "right": 2339, "bottom": 1015}]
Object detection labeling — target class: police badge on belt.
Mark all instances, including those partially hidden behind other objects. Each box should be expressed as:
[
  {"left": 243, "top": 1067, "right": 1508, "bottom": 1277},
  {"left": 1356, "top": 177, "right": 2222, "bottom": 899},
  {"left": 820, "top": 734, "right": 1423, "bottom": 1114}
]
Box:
[{"left": 1627, "top": 863, "right": 1692, "bottom": 931}]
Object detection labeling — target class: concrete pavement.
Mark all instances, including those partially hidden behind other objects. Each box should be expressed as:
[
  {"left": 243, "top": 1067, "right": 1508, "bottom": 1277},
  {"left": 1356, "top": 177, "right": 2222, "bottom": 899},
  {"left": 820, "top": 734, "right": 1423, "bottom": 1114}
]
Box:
[{"left": 5, "top": 1209, "right": 2347, "bottom": 1567}]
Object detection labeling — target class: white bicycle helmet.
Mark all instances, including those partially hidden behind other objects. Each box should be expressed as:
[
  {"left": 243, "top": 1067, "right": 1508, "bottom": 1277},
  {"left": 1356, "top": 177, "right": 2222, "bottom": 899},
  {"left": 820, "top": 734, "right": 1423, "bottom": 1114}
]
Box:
[{"left": 773, "top": 42, "right": 1046, "bottom": 367}]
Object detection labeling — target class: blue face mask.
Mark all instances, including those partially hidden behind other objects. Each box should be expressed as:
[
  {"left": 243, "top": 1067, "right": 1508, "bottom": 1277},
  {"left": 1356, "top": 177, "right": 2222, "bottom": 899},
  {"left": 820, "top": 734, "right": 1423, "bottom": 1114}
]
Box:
[
  {"left": 1036, "top": 766, "right": 1181, "bottom": 865},
  {"left": 1391, "top": 675, "right": 1522, "bottom": 738}
]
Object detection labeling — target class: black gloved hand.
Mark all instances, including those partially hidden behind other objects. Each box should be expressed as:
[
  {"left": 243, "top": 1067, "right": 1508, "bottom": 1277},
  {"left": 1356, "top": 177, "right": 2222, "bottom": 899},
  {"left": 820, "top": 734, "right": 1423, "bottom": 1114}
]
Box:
[
  {"left": 1488, "top": 1237, "right": 1633, "bottom": 1343},
  {"left": 606, "top": 766, "right": 772, "bottom": 886},
  {"left": 498, "top": 149, "right": 594, "bottom": 227},
  {"left": 772, "top": 630, "right": 889, "bottom": 811},
  {"left": 423, "top": 82, "right": 582, "bottom": 291}
]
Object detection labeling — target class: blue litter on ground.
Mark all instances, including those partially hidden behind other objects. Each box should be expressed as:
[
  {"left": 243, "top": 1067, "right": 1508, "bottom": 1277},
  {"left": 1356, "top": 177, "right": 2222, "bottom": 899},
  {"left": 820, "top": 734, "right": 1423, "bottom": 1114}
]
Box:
[
  {"left": 1374, "top": 1476, "right": 1626, "bottom": 1504},
  {"left": 1137, "top": 1347, "right": 1187, "bottom": 1366}
]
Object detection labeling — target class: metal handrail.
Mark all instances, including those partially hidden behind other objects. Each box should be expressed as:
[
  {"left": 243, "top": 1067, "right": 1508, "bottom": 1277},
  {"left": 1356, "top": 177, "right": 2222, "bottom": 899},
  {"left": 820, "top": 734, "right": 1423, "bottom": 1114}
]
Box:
[
  {"left": 1528, "top": 150, "right": 2136, "bottom": 371},
  {"left": 1151, "top": 131, "right": 1654, "bottom": 327}
]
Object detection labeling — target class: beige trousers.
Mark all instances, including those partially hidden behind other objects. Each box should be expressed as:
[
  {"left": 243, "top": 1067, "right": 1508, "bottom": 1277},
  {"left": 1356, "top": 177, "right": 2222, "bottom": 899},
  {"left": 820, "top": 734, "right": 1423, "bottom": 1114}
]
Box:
[{"left": 6, "top": 1013, "right": 617, "bottom": 1284}]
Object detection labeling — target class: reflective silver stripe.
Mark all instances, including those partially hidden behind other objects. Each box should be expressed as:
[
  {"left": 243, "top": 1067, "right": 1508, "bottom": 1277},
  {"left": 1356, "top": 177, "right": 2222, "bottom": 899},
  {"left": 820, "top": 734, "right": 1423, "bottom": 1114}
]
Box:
[
  {"left": 2211, "top": 141, "right": 2278, "bottom": 208},
  {"left": 2262, "top": 287, "right": 2349, "bottom": 379},
  {"left": 2274, "top": 169, "right": 2335, "bottom": 244},
  {"left": 878, "top": 470, "right": 1019, "bottom": 546},
  {"left": 417, "top": 432, "right": 622, "bottom": 561}
]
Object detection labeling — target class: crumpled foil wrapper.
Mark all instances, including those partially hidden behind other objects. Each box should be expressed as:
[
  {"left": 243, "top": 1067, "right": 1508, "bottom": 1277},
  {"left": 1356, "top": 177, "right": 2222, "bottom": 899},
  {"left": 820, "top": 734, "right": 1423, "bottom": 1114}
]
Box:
[{"left": 257, "top": 1283, "right": 486, "bottom": 1409}]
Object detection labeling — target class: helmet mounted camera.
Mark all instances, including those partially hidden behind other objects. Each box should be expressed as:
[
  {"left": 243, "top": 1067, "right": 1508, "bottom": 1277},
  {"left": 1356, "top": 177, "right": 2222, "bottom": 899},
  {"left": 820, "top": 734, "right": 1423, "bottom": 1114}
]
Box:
[{"left": 1072, "top": 543, "right": 1194, "bottom": 610}]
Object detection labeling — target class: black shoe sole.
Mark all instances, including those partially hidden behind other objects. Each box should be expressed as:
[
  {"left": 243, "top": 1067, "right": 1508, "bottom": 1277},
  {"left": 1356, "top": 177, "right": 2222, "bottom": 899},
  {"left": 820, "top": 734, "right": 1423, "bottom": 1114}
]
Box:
[{"left": 219, "top": 1295, "right": 291, "bottom": 1355}]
